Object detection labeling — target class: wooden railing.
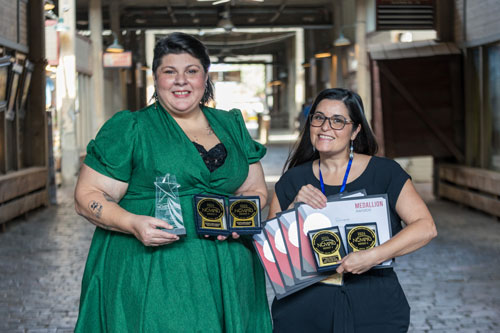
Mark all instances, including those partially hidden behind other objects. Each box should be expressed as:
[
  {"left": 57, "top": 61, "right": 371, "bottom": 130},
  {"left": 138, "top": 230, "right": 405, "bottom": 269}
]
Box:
[
  {"left": 0, "top": 167, "right": 49, "bottom": 230},
  {"left": 438, "top": 164, "right": 500, "bottom": 218}
]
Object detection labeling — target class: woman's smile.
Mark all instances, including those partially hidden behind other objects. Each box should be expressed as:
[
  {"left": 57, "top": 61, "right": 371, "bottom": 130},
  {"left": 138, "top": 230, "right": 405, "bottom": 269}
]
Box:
[
  {"left": 318, "top": 134, "right": 335, "bottom": 141},
  {"left": 172, "top": 90, "right": 192, "bottom": 98}
]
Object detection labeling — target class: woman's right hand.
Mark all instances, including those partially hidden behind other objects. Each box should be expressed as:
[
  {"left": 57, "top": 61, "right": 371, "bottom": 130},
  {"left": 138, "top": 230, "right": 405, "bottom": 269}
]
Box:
[
  {"left": 130, "top": 215, "right": 180, "bottom": 246},
  {"left": 75, "top": 165, "right": 179, "bottom": 247},
  {"left": 288, "top": 184, "right": 327, "bottom": 210}
]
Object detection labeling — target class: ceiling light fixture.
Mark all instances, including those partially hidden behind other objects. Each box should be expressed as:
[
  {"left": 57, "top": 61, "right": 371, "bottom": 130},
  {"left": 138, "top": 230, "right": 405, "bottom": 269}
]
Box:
[
  {"left": 44, "top": 0, "right": 55, "bottom": 11},
  {"left": 217, "top": 11, "right": 234, "bottom": 31},
  {"left": 268, "top": 80, "right": 283, "bottom": 87},
  {"left": 314, "top": 52, "right": 332, "bottom": 59},
  {"left": 333, "top": 32, "right": 351, "bottom": 47},
  {"left": 45, "top": 9, "right": 58, "bottom": 20},
  {"left": 105, "top": 32, "right": 125, "bottom": 53},
  {"left": 333, "top": 24, "right": 357, "bottom": 47}
]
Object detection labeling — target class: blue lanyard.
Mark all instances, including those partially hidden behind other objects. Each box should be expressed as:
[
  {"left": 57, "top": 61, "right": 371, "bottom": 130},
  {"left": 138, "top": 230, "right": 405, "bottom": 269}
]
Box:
[{"left": 318, "top": 157, "right": 353, "bottom": 195}]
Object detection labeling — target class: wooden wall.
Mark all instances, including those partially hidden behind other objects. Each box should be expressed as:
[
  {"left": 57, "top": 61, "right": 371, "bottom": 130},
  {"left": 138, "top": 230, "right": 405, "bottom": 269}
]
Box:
[
  {"left": 0, "top": 0, "right": 48, "bottom": 229},
  {"left": 439, "top": 164, "right": 500, "bottom": 218},
  {"left": 372, "top": 54, "right": 464, "bottom": 161}
]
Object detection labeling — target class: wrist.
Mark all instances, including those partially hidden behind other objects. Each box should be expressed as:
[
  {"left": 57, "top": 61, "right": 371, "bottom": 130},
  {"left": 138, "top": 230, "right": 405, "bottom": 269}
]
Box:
[
  {"left": 121, "top": 211, "right": 138, "bottom": 235},
  {"left": 369, "top": 246, "right": 386, "bottom": 266}
]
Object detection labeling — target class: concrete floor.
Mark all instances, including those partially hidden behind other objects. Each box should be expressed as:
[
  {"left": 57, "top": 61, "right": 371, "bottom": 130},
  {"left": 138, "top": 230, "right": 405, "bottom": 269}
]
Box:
[{"left": 1, "top": 141, "right": 500, "bottom": 332}]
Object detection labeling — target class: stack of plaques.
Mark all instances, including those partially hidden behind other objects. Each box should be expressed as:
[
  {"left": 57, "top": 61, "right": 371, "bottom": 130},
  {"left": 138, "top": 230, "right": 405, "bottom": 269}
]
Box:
[{"left": 253, "top": 190, "right": 392, "bottom": 299}]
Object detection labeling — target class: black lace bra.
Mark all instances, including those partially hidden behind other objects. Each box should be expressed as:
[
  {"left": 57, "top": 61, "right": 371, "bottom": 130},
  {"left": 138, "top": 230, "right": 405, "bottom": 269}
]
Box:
[{"left": 192, "top": 142, "right": 228, "bottom": 172}]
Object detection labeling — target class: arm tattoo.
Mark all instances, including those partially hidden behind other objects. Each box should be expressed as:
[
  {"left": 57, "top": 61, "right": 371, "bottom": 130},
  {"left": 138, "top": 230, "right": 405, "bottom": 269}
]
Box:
[
  {"left": 89, "top": 200, "right": 103, "bottom": 219},
  {"left": 103, "top": 193, "right": 116, "bottom": 203}
]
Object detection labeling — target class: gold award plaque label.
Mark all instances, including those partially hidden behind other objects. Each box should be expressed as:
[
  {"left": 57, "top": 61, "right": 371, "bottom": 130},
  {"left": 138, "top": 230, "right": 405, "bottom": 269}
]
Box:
[
  {"left": 198, "top": 198, "right": 224, "bottom": 220},
  {"left": 230, "top": 200, "right": 257, "bottom": 219},
  {"left": 347, "top": 226, "right": 376, "bottom": 251},
  {"left": 312, "top": 230, "right": 340, "bottom": 255}
]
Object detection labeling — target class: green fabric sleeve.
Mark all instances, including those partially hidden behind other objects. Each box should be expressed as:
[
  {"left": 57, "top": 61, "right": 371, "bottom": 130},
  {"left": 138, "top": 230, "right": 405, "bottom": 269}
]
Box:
[
  {"left": 84, "top": 110, "right": 137, "bottom": 182},
  {"left": 229, "top": 108, "right": 266, "bottom": 164}
]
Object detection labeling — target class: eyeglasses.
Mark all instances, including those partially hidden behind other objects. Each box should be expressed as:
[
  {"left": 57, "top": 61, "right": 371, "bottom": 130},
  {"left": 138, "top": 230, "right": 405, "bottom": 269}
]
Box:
[{"left": 309, "top": 113, "right": 354, "bottom": 130}]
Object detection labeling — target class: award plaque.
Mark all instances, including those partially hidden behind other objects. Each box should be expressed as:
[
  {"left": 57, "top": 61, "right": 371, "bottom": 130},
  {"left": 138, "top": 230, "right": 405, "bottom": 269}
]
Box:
[
  {"left": 345, "top": 223, "right": 379, "bottom": 253},
  {"left": 155, "top": 175, "right": 186, "bottom": 236},
  {"left": 307, "top": 226, "right": 346, "bottom": 272},
  {"left": 193, "top": 194, "right": 230, "bottom": 236},
  {"left": 228, "top": 196, "right": 262, "bottom": 234}
]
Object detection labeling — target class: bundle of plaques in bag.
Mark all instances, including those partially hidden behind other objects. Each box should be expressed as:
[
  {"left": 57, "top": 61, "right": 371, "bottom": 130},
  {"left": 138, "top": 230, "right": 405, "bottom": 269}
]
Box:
[{"left": 154, "top": 174, "right": 186, "bottom": 236}]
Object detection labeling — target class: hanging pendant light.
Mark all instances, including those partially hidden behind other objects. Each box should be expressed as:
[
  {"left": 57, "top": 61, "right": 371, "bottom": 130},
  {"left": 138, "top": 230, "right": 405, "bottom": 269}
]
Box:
[
  {"left": 105, "top": 32, "right": 124, "bottom": 53},
  {"left": 217, "top": 11, "right": 234, "bottom": 31},
  {"left": 333, "top": 32, "right": 351, "bottom": 47},
  {"left": 44, "top": 0, "right": 55, "bottom": 11}
]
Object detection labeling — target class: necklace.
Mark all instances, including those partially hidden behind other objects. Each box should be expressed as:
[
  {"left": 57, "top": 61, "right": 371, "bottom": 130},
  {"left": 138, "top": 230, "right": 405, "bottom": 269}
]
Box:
[
  {"left": 155, "top": 101, "right": 214, "bottom": 137},
  {"left": 206, "top": 125, "right": 214, "bottom": 135},
  {"left": 318, "top": 155, "right": 353, "bottom": 195},
  {"left": 190, "top": 126, "right": 214, "bottom": 143}
]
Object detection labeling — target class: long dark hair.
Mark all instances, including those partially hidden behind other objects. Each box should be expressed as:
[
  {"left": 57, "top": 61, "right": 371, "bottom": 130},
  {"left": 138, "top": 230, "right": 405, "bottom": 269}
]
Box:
[
  {"left": 152, "top": 32, "right": 214, "bottom": 105},
  {"left": 284, "top": 88, "right": 378, "bottom": 172}
]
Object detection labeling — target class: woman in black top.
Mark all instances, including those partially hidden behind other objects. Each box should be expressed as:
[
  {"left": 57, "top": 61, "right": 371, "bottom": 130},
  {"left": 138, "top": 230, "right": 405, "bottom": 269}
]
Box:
[{"left": 267, "top": 88, "right": 437, "bottom": 332}]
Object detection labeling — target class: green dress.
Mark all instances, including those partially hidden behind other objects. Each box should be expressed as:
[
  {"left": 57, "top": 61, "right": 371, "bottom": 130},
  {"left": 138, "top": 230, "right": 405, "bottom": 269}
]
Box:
[{"left": 75, "top": 103, "right": 272, "bottom": 332}]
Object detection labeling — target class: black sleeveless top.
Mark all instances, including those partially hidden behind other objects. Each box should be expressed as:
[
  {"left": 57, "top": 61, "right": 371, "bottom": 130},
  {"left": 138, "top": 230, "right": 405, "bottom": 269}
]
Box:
[{"left": 192, "top": 141, "right": 228, "bottom": 172}]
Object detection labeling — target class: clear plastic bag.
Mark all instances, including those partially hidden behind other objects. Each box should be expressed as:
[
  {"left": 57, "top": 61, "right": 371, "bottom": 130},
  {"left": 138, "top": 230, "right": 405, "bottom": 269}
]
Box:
[{"left": 154, "top": 174, "right": 186, "bottom": 236}]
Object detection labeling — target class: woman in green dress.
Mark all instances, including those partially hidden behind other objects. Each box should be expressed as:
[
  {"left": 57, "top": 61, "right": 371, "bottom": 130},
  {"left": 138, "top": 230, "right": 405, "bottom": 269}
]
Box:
[{"left": 74, "top": 32, "right": 272, "bottom": 332}]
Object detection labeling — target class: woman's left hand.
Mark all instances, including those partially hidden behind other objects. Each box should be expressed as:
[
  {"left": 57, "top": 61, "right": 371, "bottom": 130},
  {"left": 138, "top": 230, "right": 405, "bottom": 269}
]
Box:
[
  {"left": 336, "top": 249, "right": 379, "bottom": 275},
  {"left": 204, "top": 232, "right": 240, "bottom": 241}
]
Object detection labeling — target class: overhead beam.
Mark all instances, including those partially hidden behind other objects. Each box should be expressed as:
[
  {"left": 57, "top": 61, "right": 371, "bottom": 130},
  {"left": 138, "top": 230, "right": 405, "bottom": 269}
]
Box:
[
  {"left": 122, "top": 6, "right": 325, "bottom": 16},
  {"left": 76, "top": 5, "right": 333, "bottom": 30}
]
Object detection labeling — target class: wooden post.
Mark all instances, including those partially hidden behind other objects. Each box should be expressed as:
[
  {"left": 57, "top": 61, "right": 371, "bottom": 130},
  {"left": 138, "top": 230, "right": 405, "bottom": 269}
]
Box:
[
  {"left": 331, "top": 0, "right": 344, "bottom": 88},
  {"left": 57, "top": 0, "right": 80, "bottom": 185},
  {"left": 355, "top": 0, "right": 371, "bottom": 122},
  {"left": 25, "top": 0, "right": 47, "bottom": 169},
  {"left": 110, "top": 0, "right": 126, "bottom": 111}
]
